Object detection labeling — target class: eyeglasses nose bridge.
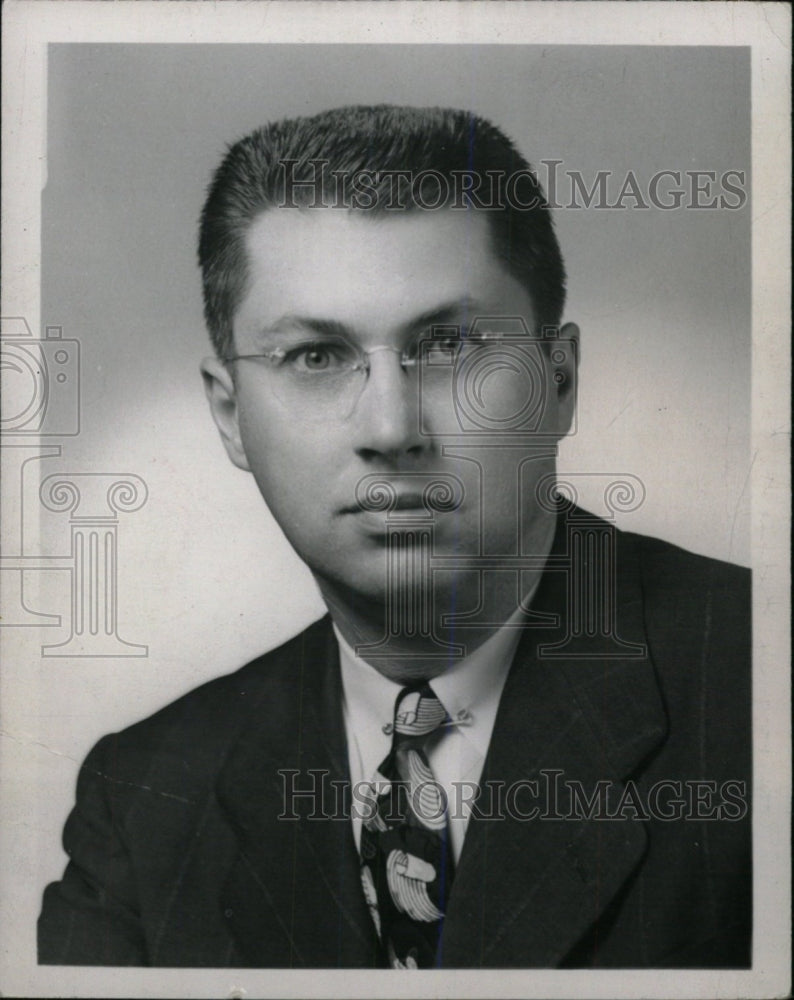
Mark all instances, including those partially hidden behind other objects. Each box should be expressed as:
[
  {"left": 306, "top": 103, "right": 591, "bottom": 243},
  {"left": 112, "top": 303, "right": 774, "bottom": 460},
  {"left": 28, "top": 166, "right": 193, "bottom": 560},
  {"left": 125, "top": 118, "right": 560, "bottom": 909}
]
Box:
[{"left": 360, "top": 344, "right": 411, "bottom": 373}]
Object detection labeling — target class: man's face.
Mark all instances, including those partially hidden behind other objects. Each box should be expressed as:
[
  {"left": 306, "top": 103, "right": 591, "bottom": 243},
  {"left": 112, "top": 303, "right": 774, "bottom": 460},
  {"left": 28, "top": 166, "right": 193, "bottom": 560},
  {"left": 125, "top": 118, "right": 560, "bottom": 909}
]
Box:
[{"left": 203, "top": 208, "right": 576, "bottom": 617}]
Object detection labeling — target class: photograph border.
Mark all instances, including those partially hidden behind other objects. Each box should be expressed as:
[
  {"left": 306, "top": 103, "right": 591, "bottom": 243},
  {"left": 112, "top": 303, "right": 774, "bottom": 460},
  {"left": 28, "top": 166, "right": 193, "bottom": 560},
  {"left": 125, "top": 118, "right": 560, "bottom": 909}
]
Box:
[{"left": 1, "top": 3, "right": 790, "bottom": 998}]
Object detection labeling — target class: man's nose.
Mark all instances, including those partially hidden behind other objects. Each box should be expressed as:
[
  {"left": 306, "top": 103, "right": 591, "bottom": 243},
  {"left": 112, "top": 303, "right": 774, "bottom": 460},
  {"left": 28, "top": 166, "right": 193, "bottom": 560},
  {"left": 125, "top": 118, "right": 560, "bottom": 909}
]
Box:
[{"left": 351, "top": 348, "right": 426, "bottom": 461}]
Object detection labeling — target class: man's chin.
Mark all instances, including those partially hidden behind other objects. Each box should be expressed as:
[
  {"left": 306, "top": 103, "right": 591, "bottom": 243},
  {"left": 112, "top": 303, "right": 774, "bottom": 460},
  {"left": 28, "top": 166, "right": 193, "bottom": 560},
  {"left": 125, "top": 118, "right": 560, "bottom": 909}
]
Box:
[
  {"left": 313, "top": 555, "right": 445, "bottom": 617},
  {"left": 328, "top": 569, "right": 438, "bottom": 609}
]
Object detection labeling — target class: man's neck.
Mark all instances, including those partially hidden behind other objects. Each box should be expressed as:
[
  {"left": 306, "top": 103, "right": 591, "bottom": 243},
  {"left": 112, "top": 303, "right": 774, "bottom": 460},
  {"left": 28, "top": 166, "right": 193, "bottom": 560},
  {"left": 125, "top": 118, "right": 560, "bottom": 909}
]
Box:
[{"left": 320, "top": 589, "right": 516, "bottom": 683}]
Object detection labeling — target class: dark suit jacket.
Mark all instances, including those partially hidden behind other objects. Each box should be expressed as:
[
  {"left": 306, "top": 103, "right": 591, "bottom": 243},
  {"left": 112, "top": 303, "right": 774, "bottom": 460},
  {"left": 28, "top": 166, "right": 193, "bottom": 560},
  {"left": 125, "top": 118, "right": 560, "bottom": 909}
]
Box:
[{"left": 38, "top": 510, "right": 751, "bottom": 967}]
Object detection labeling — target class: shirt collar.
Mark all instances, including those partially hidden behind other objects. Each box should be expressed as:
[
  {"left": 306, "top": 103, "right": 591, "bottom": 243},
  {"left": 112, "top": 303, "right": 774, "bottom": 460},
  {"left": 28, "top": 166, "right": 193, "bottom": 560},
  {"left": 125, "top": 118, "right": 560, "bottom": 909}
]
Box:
[{"left": 335, "top": 598, "right": 530, "bottom": 760}]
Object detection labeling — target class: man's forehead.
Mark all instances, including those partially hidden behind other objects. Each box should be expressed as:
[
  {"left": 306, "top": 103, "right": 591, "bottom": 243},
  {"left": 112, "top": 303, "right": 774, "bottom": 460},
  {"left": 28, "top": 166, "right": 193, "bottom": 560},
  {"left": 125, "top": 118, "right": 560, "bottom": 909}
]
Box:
[
  {"left": 244, "top": 205, "right": 492, "bottom": 266},
  {"left": 237, "top": 207, "right": 533, "bottom": 341}
]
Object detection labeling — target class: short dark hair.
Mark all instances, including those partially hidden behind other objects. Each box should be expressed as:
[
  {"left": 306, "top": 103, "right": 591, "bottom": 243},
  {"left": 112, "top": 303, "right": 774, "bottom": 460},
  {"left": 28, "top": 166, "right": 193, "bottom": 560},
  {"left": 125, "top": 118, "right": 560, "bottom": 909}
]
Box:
[{"left": 198, "top": 105, "right": 566, "bottom": 358}]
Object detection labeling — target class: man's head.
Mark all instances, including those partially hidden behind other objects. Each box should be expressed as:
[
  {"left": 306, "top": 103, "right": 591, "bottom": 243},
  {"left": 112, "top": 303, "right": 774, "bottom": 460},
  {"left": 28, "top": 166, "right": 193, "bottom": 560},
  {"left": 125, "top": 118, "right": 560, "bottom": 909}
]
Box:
[
  {"left": 198, "top": 105, "right": 566, "bottom": 360},
  {"left": 199, "top": 105, "right": 578, "bottom": 666}
]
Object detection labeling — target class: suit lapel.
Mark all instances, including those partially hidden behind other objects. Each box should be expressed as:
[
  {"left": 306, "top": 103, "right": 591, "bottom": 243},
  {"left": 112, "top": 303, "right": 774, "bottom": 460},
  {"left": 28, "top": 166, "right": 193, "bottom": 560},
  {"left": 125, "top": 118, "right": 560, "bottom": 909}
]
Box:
[
  {"left": 443, "top": 514, "right": 668, "bottom": 967},
  {"left": 216, "top": 619, "right": 380, "bottom": 967},
  {"left": 211, "top": 510, "right": 668, "bottom": 968}
]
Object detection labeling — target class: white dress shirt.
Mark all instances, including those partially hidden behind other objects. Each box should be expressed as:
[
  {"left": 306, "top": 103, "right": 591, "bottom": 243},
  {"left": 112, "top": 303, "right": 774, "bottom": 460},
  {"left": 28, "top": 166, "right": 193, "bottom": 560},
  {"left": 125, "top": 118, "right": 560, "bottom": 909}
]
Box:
[{"left": 336, "top": 604, "right": 530, "bottom": 863}]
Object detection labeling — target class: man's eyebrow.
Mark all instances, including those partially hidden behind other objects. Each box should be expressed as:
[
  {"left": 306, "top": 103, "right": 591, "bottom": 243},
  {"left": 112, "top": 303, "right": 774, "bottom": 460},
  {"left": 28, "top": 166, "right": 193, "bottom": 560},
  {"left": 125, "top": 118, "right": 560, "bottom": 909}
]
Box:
[
  {"left": 408, "top": 298, "right": 482, "bottom": 332},
  {"left": 259, "top": 298, "right": 484, "bottom": 342},
  {"left": 259, "top": 315, "right": 352, "bottom": 340}
]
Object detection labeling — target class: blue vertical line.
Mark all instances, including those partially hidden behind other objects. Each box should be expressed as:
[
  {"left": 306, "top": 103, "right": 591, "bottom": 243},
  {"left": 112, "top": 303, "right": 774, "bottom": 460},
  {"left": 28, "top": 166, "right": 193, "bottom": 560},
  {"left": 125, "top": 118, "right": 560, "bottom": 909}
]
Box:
[{"left": 434, "top": 816, "right": 453, "bottom": 967}]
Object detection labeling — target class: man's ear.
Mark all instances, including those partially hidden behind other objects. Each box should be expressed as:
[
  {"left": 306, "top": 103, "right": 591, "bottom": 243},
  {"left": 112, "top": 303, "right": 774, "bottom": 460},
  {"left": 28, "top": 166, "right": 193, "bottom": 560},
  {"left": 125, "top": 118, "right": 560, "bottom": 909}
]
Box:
[
  {"left": 200, "top": 357, "right": 251, "bottom": 471},
  {"left": 553, "top": 321, "right": 580, "bottom": 436}
]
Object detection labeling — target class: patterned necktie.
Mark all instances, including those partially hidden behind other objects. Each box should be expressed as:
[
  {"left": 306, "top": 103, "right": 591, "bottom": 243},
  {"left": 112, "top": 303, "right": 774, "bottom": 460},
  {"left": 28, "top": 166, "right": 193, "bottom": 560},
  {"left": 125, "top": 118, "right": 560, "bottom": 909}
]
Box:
[{"left": 359, "top": 683, "right": 455, "bottom": 969}]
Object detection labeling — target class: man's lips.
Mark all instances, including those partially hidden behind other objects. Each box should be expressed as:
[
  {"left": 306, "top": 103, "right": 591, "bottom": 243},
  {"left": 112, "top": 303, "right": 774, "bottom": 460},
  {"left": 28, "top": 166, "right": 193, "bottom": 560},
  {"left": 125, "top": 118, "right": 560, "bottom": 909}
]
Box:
[
  {"left": 341, "top": 472, "right": 466, "bottom": 519},
  {"left": 339, "top": 493, "right": 429, "bottom": 515}
]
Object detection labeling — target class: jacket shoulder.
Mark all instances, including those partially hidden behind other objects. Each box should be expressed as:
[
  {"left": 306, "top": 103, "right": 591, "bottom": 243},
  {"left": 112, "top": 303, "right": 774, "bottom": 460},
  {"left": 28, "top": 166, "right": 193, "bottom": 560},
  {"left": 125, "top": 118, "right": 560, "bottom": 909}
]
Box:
[
  {"left": 624, "top": 529, "right": 750, "bottom": 594},
  {"left": 621, "top": 528, "right": 750, "bottom": 650},
  {"left": 87, "top": 615, "right": 334, "bottom": 790}
]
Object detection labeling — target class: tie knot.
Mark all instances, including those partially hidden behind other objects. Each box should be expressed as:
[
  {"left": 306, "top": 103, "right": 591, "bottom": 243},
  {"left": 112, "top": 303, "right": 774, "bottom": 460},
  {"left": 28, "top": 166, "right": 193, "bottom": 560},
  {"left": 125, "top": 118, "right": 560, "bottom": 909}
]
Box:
[{"left": 391, "top": 683, "right": 448, "bottom": 740}]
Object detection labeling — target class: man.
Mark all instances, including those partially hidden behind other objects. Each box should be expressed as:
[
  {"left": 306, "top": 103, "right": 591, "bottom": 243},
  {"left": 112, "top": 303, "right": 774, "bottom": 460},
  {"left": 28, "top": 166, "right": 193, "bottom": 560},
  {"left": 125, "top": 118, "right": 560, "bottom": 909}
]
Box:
[{"left": 38, "top": 105, "right": 751, "bottom": 968}]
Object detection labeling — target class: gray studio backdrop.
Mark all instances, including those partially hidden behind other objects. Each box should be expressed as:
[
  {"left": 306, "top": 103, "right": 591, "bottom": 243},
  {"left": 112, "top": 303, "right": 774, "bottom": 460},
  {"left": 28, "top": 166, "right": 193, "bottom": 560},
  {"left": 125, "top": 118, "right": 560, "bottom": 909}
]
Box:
[{"left": 36, "top": 43, "right": 750, "bottom": 884}]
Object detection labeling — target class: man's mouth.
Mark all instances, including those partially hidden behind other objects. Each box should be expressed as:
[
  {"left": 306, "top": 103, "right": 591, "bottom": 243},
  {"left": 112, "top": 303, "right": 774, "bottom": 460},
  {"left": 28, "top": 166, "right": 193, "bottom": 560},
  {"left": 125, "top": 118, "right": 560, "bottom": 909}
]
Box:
[
  {"left": 344, "top": 473, "right": 466, "bottom": 518},
  {"left": 340, "top": 492, "right": 428, "bottom": 516}
]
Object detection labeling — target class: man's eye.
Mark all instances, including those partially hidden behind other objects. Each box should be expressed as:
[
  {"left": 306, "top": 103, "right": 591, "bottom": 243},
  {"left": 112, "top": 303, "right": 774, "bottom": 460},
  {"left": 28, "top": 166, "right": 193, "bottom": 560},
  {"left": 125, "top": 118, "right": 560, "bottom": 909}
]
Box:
[{"left": 283, "top": 343, "right": 348, "bottom": 373}]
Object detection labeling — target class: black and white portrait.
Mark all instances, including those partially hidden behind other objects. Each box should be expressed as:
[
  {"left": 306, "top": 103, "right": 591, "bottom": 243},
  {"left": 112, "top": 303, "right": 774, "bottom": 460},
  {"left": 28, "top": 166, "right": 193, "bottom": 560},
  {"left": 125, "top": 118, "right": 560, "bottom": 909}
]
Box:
[{"left": 1, "top": 3, "right": 789, "bottom": 998}]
